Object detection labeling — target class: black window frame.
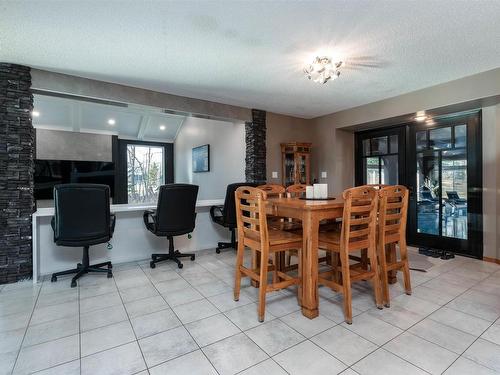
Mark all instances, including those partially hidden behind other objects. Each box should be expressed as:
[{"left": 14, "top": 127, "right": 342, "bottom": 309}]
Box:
[{"left": 113, "top": 137, "right": 174, "bottom": 204}]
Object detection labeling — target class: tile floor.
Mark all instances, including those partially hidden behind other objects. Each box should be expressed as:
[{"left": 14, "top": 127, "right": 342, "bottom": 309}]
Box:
[{"left": 0, "top": 248, "right": 499, "bottom": 375}]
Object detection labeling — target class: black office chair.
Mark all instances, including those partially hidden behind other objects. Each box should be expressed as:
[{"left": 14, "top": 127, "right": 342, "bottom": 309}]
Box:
[
  {"left": 210, "top": 182, "right": 257, "bottom": 253},
  {"left": 144, "top": 184, "right": 199, "bottom": 269},
  {"left": 50, "top": 184, "right": 115, "bottom": 288}
]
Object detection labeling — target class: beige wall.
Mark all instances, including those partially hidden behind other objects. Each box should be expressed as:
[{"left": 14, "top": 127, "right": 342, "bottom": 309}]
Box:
[
  {"left": 266, "top": 112, "right": 315, "bottom": 183},
  {"left": 315, "top": 68, "right": 500, "bottom": 130},
  {"left": 31, "top": 69, "right": 252, "bottom": 122},
  {"left": 482, "top": 104, "right": 500, "bottom": 259}
]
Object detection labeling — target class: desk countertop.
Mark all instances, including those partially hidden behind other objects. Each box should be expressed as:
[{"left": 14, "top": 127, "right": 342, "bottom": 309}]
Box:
[{"left": 33, "top": 199, "right": 225, "bottom": 218}]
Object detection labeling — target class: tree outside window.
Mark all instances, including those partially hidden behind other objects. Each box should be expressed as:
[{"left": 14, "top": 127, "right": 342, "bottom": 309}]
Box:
[{"left": 127, "top": 145, "right": 164, "bottom": 203}]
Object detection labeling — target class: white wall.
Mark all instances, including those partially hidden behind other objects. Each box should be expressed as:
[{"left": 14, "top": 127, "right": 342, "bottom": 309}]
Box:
[{"left": 174, "top": 117, "right": 245, "bottom": 200}]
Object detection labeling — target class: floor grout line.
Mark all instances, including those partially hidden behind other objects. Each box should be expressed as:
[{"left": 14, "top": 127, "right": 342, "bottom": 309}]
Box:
[{"left": 2, "top": 248, "right": 499, "bottom": 375}]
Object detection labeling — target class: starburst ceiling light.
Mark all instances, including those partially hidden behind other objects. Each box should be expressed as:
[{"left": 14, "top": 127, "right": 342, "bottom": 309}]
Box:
[{"left": 304, "top": 56, "right": 343, "bottom": 84}]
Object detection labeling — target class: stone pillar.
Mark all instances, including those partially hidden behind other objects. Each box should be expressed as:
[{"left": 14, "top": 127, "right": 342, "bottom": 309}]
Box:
[
  {"left": 0, "top": 63, "right": 34, "bottom": 284},
  {"left": 245, "top": 109, "right": 266, "bottom": 184}
]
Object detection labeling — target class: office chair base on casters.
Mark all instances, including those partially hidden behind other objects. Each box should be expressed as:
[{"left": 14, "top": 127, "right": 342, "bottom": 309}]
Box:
[
  {"left": 216, "top": 229, "right": 237, "bottom": 254},
  {"left": 50, "top": 246, "right": 112, "bottom": 288},
  {"left": 150, "top": 237, "right": 195, "bottom": 269}
]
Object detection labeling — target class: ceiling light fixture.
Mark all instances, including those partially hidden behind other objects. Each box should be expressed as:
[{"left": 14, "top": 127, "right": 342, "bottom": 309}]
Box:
[
  {"left": 159, "top": 125, "right": 166, "bottom": 131},
  {"left": 32, "top": 110, "right": 40, "bottom": 117},
  {"left": 304, "top": 56, "right": 343, "bottom": 84},
  {"left": 107, "top": 118, "right": 116, "bottom": 125}
]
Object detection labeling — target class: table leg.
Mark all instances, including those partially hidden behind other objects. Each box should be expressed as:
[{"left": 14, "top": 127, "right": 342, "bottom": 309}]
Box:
[
  {"left": 301, "top": 211, "right": 319, "bottom": 319},
  {"left": 387, "top": 243, "right": 397, "bottom": 284}
]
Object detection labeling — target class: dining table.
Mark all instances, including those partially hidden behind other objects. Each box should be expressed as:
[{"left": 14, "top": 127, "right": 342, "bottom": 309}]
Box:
[{"left": 267, "top": 196, "right": 398, "bottom": 319}]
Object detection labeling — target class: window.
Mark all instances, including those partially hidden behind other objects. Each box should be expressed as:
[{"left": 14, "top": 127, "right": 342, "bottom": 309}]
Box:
[
  {"left": 115, "top": 139, "right": 173, "bottom": 204},
  {"left": 127, "top": 144, "right": 165, "bottom": 203}
]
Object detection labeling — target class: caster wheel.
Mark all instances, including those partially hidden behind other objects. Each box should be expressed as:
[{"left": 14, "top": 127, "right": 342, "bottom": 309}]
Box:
[
  {"left": 107, "top": 271, "right": 113, "bottom": 279},
  {"left": 150, "top": 261, "right": 156, "bottom": 269},
  {"left": 178, "top": 263, "right": 184, "bottom": 269},
  {"left": 174, "top": 250, "right": 180, "bottom": 255},
  {"left": 190, "top": 255, "right": 195, "bottom": 261},
  {"left": 70, "top": 280, "right": 77, "bottom": 288},
  {"left": 108, "top": 263, "right": 113, "bottom": 269},
  {"left": 51, "top": 275, "right": 57, "bottom": 283},
  {"left": 216, "top": 248, "right": 221, "bottom": 254}
]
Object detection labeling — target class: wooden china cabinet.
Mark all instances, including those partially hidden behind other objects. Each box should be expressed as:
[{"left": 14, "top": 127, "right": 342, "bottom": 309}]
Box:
[{"left": 280, "top": 142, "right": 312, "bottom": 187}]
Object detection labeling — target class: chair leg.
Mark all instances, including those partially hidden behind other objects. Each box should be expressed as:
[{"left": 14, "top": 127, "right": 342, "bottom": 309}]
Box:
[
  {"left": 368, "top": 244, "right": 383, "bottom": 309},
  {"left": 339, "top": 249, "right": 353, "bottom": 324},
  {"left": 331, "top": 252, "right": 341, "bottom": 284},
  {"left": 378, "top": 243, "right": 391, "bottom": 307},
  {"left": 51, "top": 246, "right": 112, "bottom": 287},
  {"left": 273, "top": 253, "right": 279, "bottom": 284},
  {"left": 297, "top": 248, "right": 302, "bottom": 306},
  {"left": 234, "top": 240, "right": 245, "bottom": 301},
  {"left": 150, "top": 237, "right": 195, "bottom": 269},
  {"left": 91, "top": 261, "right": 112, "bottom": 269},
  {"left": 360, "top": 249, "right": 369, "bottom": 270},
  {"left": 399, "top": 239, "right": 412, "bottom": 295},
  {"left": 258, "top": 250, "right": 269, "bottom": 323},
  {"left": 70, "top": 269, "right": 87, "bottom": 288},
  {"left": 251, "top": 248, "right": 259, "bottom": 288}
]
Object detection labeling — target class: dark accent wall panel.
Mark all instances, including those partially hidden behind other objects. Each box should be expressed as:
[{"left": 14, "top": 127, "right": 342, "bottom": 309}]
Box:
[
  {"left": 0, "top": 63, "right": 35, "bottom": 284},
  {"left": 245, "top": 109, "right": 266, "bottom": 184}
]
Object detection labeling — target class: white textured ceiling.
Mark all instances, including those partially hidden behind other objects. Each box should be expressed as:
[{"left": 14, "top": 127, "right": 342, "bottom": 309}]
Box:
[
  {"left": 2, "top": 1, "right": 500, "bottom": 118},
  {"left": 33, "top": 95, "right": 185, "bottom": 141}
]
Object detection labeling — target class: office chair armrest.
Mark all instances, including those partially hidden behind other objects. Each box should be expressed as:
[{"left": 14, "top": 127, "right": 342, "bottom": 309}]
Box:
[
  {"left": 210, "top": 205, "right": 224, "bottom": 221},
  {"left": 143, "top": 210, "right": 156, "bottom": 227},
  {"left": 110, "top": 214, "right": 116, "bottom": 237}
]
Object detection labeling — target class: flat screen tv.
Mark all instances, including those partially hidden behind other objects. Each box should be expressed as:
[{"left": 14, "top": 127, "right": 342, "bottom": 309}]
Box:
[{"left": 34, "top": 159, "right": 115, "bottom": 200}]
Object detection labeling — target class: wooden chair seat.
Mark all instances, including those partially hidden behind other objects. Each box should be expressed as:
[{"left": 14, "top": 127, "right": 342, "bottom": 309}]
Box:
[
  {"left": 268, "top": 229, "right": 302, "bottom": 246},
  {"left": 268, "top": 219, "right": 303, "bottom": 232}
]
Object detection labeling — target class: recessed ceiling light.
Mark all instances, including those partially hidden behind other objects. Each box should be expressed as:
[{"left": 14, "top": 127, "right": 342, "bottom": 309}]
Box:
[
  {"left": 32, "top": 110, "right": 40, "bottom": 117},
  {"left": 414, "top": 111, "right": 427, "bottom": 122},
  {"left": 159, "top": 125, "right": 166, "bottom": 131},
  {"left": 107, "top": 118, "right": 116, "bottom": 125}
]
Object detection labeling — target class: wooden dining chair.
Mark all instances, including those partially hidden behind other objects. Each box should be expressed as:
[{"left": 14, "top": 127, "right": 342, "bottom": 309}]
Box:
[
  {"left": 234, "top": 186, "right": 302, "bottom": 322},
  {"left": 286, "top": 184, "right": 308, "bottom": 198},
  {"left": 318, "top": 186, "right": 383, "bottom": 324},
  {"left": 283, "top": 184, "right": 308, "bottom": 267},
  {"left": 257, "top": 184, "right": 288, "bottom": 230},
  {"left": 377, "top": 185, "right": 411, "bottom": 307},
  {"left": 257, "top": 184, "right": 285, "bottom": 198}
]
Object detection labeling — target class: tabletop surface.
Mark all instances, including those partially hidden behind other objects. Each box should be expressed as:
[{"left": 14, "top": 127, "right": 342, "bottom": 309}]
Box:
[{"left": 268, "top": 196, "right": 345, "bottom": 210}]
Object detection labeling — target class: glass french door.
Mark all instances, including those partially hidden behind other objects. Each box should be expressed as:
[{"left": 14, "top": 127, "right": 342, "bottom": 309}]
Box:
[
  {"left": 355, "top": 126, "right": 406, "bottom": 187},
  {"left": 355, "top": 112, "right": 482, "bottom": 258},
  {"left": 408, "top": 112, "right": 482, "bottom": 258}
]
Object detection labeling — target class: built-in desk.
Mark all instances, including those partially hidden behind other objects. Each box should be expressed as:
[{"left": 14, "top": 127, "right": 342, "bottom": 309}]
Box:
[{"left": 32, "top": 199, "right": 225, "bottom": 284}]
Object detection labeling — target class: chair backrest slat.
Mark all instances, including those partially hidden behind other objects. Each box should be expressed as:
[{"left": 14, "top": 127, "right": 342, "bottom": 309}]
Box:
[
  {"left": 235, "top": 186, "right": 269, "bottom": 248},
  {"left": 341, "top": 186, "right": 378, "bottom": 251},
  {"left": 378, "top": 185, "right": 409, "bottom": 245}
]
